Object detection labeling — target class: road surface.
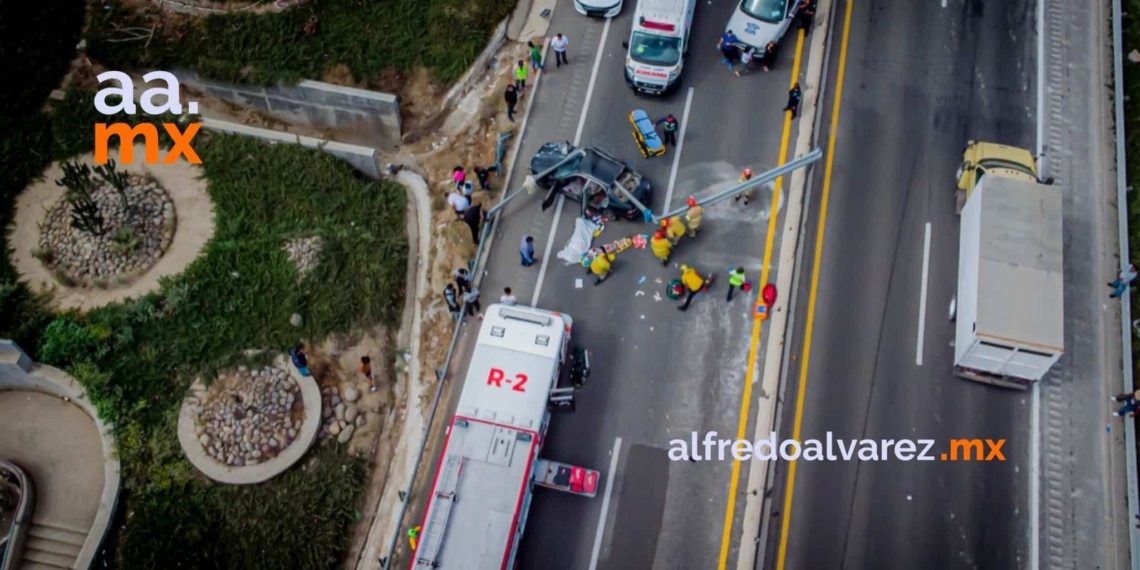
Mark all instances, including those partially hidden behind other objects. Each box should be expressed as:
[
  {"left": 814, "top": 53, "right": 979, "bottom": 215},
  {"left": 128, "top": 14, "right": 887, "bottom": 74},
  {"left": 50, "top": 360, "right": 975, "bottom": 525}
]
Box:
[
  {"left": 405, "top": 0, "right": 818, "bottom": 568},
  {"left": 763, "top": 0, "right": 1037, "bottom": 568}
]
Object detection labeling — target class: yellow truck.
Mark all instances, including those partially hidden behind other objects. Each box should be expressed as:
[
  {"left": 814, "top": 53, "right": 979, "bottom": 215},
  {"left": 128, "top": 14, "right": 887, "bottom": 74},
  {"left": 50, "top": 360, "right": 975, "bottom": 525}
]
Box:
[{"left": 954, "top": 141, "right": 1051, "bottom": 213}]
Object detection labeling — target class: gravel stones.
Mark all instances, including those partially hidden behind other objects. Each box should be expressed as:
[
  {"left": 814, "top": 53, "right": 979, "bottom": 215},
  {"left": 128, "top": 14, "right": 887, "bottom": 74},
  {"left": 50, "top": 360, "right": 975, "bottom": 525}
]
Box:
[
  {"left": 37, "top": 175, "right": 175, "bottom": 286},
  {"left": 343, "top": 386, "right": 360, "bottom": 403},
  {"left": 318, "top": 384, "right": 365, "bottom": 445},
  {"left": 195, "top": 365, "right": 303, "bottom": 466},
  {"left": 283, "top": 236, "right": 322, "bottom": 281}
]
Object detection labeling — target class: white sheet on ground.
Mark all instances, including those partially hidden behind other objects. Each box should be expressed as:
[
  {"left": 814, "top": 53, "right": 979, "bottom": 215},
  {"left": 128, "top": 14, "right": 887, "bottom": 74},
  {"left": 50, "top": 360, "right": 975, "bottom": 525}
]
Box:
[{"left": 557, "top": 218, "right": 601, "bottom": 265}]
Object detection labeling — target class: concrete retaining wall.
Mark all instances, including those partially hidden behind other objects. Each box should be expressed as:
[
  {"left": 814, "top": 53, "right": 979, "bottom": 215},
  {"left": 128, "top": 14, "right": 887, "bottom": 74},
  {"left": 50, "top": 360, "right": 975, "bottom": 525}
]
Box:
[
  {"left": 201, "top": 118, "right": 382, "bottom": 179},
  {"left": 440, "top": 18, "right": 509, "bottom": 114},
  {"left": 0, "top": 340, "right": 120, "bottom": 570},
  {"left": 176, "top": 71, "right": 402, "bottom": 151}
]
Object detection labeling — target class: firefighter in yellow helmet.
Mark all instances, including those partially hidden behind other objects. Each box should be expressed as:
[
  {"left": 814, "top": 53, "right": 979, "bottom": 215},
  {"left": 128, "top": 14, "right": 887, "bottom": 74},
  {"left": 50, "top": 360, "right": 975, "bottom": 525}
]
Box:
[
  {"left": 678, "top": 264, "right": 708, "bottom": 311},
  {"left": 735, "top": 167, "right": 753, "bottom": 206},
  {"left": 684, "top": 197, "right": 704, "bottom": 238},
  {"left": 650, "top": 229, "right": 673, "bottom": 265},
  {"left": 663, "top": 215, "right": 686, "bottom": 245},
  {"left": 588, "top": 251, "right": 615, "bottom": 285}
]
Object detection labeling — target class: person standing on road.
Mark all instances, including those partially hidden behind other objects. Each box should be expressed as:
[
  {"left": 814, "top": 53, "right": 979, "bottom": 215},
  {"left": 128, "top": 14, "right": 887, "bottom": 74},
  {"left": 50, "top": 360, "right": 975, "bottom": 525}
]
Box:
[
  {"left": 504, "top": 84, "right": 519, "bottom": 122},
  {"left": 551, "top": 33, "right": 570, "bottom": 67},
  {"left": 528, "top": 41, "right": 544, "bottom": 73},
  {"left": 454, "top": 267, "right": 472, "bottom": 294},
  {"left": 474, "top": 166, "right": 491, "bottom": 190},
  {"left": 685, "top": 197, "right": 703, "bottom": 237},
  {"left": 443, "top": 283, "right": 461, "bottom": 318},
  {"left": 588, "top": 252, "right": 615, "bottom": 285},
  {"left": 1112, "top": 389, "right": 1140, "bottom": 417},
  {"left": 784, "top": 82, "right": 803, "bottom": 118},
  {"left": 520, "top": 234, "right": 536, "bottom": 266},
  {"left": 735, "top": 167, "right": 754, "bottom": 206},
  {"left": 463, "top": 286, "right": 481, "bottom": 317},
  {"left": 797, "top": 0, "right": 818, "bottom": 35},
  {"left": 757, "top": 41, "right": 779, "bottom": 73},
  {"left": 718, "top": 30, "right": 740, "bottom": 69},
  {"left": 515, "top": 60, "right": 529, "bottom": 93},
  {"left": 656, "top": 114, "right": 679, "bottom": 146},
  {"left": 463, "top": 202, "right": 485, "bottom": 245},
  {"left": 501, "top": 287, "right": 518, "bottom": 306},
  {"left": 1108, "top": 263, "right": 1138, "bottom": 298},
  {"left": 726, "top": 267, "right": 747, "bottom": 301},
  {"left": 678, "top": 265, "right": 707, "bottom": 311},
  {"left": 664, "top": 215, "right": 686, "bottom": 245},
  {"left": 651, "top": 229, "right": 673, "bottom": 265}
]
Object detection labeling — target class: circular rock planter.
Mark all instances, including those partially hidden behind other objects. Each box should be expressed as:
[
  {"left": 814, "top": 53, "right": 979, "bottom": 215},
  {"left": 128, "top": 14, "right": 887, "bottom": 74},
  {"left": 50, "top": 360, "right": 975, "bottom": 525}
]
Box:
[
  {"left": 177, "top": 355, "right": 321, "bottom": 484},
  {"left": 36, "top": 174, "right": 175, "bottom": 288}
]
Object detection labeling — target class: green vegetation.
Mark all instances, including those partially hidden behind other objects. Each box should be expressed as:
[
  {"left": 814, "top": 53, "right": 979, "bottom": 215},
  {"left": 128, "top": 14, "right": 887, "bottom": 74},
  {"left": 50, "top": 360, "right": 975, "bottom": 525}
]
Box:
[
  {"left": 85, "top": 0, "right": 516, "bottom": 87},
  {"left": 1, "top": 87, "right": 408, "bottom": 567}
]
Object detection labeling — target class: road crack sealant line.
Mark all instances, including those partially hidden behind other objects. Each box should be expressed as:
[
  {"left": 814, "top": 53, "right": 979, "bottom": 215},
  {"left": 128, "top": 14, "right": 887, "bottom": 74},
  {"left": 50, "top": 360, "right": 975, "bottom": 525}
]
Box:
[
  {"left": 751, "top": 0, "right": 842, "bottom": 567},
  {"left": 378, "top": 39, "right": 552, "bottom": 570},
  {"left": 1111, "top": 0, "right": 1140, "bottom": 565}
]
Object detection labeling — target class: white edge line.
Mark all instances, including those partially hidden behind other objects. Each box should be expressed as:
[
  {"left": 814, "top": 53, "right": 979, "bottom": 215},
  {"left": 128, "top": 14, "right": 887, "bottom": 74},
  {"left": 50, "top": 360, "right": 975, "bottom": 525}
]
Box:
[
  {"left": 662, "top": 87, "right": 695, "bottom": 215},
  {"left": 1029, "top": 0, "right": 1044, "bottom": 566},
  {"left": 916, "top": 222, "right": 931, "bottom": 366},
  {"left": 532, "top": 17, "right": 612, "bottom": 306},
  {"left": 589, "top": 436, "right": 622, "bottom": 570}
]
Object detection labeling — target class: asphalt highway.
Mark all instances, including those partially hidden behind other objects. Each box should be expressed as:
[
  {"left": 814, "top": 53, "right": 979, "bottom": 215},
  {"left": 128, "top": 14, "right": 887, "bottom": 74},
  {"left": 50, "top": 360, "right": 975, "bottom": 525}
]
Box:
[
  {"left": 762, "top": 0, "right": 1037, "bottom": 568},
  {"left": 406, "top": 0, "right": 817, "bottom": 568}
]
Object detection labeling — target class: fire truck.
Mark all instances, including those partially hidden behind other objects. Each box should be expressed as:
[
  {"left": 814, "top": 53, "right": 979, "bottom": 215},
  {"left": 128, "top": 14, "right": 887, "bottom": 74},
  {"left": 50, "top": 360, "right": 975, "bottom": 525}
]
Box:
[{"left": 411, "top": 304, "right": 599, "bottom": 570}]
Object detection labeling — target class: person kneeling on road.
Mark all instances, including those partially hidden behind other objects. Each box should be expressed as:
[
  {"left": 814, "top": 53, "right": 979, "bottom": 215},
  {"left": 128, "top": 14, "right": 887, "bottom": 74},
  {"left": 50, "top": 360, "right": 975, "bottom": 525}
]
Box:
[
  {"left": 678, "top": 264, "right": 708, "bottom": 311},
  {"left": 663, "top": 215, "right": 686, "bottom": 245},
  {"left": 588, "top": 252, "right": 615, "bottom": 285},
  {"left": 651, "top": 229, "right": 673, "bottom": 265}
]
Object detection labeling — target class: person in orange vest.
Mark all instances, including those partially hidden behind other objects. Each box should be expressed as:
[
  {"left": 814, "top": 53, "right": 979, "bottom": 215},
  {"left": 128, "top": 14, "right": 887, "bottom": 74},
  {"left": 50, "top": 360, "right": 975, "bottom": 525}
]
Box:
[
  {"left": 408, "top": 526, "right": 421, "bottom": 550},
  {"left": 650, "top": 229, "right": 673, "bottom": 265},
  {"left": 684, "top": 197, "right": 704, "bottom": 238},
  {"left": 735, "top": 168, "right": 753, "bottom": 206},
  {"left": 588, "top": 252, "right": 615, "bottom": 285},
  {"left": 663, "top": 215, "right": 686, "bottom": 245}
]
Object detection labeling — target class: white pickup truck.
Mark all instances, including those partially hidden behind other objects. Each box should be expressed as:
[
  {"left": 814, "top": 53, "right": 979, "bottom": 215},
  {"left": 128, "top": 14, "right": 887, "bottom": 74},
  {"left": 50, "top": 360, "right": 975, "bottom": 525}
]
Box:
[{"left": 951, "top": 175, "right": 1064, "bottom": 389}]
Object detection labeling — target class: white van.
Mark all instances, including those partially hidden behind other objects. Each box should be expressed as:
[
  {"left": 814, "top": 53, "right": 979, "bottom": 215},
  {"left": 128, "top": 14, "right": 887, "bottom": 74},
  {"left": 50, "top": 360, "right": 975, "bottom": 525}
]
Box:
[
  {"left": 622, "top": 0, "right": 697, "bottom": 96},
  {"left": 724, "top": 0, "right": 797, "bottom": 51}
]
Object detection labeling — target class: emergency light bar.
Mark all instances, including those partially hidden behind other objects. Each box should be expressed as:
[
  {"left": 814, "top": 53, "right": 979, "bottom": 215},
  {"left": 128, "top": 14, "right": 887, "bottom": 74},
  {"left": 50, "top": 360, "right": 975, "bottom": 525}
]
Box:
[{"left": 639, "top": 17, "right": 676, "bottom": 32}]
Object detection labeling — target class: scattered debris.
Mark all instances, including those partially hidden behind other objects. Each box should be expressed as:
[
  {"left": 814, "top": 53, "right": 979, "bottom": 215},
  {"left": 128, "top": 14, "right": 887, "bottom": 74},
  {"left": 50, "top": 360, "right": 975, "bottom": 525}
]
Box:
[
  {"left": 654, "top": 292, "right": 662, "bottom": 302},
  {"left": 638, "top": 276, "right": 646, "bottom": 284},
  {"left": 575, "top": 278, "right": 583, "bottom": 288},
  {"left": 635, "top": 290, "right": 645, "bottom": 296}
]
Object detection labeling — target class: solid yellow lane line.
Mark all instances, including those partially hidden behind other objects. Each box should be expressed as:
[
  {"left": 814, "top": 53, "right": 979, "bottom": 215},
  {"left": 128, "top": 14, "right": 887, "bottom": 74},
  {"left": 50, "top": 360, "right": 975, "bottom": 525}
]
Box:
[
  {"left": 716, "top": 28, "right": 806, "bottom": 570},
  {"left": 774, "top": 0, "right": 856, "bottom": 568}
]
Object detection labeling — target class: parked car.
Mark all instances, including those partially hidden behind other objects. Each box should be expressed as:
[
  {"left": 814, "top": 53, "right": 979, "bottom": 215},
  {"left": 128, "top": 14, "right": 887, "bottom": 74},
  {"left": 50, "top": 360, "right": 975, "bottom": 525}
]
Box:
[
  {"left": 724, "top": 0, "right": 797, "bottom": 51},
  {"left": 574, "top": 0, "right": 623, "bottom": 18},
  {"left": 529, "top": 142, "right": 653, "bottom": 220}
]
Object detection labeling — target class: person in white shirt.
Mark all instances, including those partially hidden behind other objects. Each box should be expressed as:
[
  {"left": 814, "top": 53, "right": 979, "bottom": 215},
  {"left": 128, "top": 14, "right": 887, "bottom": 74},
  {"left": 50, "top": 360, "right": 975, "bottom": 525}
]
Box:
[
  {"left": 500, "top": 287, "right": 518, "bottom": 306},
  {"left": 447, "top": 191, "right": 470, "bottom": 217},
  {"left": 551, "top": 33, "right": 570, "bottom": 67}
]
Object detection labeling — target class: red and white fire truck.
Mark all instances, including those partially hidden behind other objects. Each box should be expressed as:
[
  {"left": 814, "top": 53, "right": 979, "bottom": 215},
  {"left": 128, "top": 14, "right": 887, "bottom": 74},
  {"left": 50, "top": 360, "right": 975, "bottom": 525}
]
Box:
[{"left": 411, "top": 304, "right": 599, "bottom": 570}]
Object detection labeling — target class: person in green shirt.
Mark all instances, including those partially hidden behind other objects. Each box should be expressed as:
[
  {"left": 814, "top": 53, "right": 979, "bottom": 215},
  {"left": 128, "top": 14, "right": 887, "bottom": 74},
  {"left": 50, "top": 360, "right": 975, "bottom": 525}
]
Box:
[
  {"left": 727, "top": 267, "right": 747, "bottom": 302},
  {"left": 514, "top": 60, "right": 528, "bottom": 93},
  {"left": 528, "top": 41, "right": 544, "bottom": 73}
]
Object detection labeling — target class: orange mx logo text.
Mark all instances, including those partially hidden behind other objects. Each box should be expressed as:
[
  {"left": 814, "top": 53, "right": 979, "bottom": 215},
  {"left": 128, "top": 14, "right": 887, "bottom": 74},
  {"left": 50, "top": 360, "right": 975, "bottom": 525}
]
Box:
[{"left": 95, "top": 123, "right": 202, "bottom": 165}]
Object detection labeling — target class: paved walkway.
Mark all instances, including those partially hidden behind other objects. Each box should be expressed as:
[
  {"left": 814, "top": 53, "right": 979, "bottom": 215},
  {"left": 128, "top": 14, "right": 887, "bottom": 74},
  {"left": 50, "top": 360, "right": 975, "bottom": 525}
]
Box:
[{"left": 0, "top": 391, "right": 104, "bottom": 531}]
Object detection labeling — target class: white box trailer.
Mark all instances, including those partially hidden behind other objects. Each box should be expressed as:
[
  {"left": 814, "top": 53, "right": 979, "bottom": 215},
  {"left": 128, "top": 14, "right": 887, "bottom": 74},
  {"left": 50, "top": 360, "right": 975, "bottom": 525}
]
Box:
[{"left": 952, "top": 175, "right": 1064, "bottom": 389}]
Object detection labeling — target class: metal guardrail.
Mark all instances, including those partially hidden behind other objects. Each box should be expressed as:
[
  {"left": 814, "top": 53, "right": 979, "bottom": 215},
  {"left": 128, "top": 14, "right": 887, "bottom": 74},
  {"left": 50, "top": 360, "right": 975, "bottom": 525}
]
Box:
[
  {"left": 378, "top": 146, "right": 822, "bottom": 569},
  {"left": 1110, "top": 0, "right": 1140, "bottom": 565}
]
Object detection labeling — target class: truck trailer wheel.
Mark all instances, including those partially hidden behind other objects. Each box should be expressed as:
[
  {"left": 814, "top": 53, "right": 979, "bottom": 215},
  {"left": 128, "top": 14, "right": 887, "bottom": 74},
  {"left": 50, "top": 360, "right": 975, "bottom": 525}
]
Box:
[{"left": 948, "top": 294, "right": 957, "bottom": 322}]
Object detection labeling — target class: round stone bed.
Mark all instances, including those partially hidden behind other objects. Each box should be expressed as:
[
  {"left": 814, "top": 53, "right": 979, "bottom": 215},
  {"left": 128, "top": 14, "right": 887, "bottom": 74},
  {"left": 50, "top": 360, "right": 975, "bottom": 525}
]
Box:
[{"left": 177, "top": 354, "right": 321, "bottom": 484}]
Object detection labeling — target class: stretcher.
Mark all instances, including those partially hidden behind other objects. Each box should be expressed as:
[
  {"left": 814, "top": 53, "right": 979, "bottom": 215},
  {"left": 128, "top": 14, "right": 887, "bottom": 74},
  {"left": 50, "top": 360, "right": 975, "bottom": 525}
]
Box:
[{"left": 629, "top": 109, "right": 666, "bottom": 159}]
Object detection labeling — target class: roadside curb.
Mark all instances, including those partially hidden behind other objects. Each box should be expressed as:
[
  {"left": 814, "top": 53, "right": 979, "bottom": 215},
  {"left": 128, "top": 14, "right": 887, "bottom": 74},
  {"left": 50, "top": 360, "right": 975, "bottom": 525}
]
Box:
[{"left": 735, "top": 2, "right": 838, "bottom": 568}]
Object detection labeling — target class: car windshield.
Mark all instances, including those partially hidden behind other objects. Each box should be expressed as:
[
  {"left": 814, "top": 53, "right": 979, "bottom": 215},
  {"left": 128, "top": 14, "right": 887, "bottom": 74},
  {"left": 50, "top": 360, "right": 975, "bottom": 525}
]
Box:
[
  {"left": 740, "top": 0, "right": 788, "bottom": 23},
  {"left": 629, "top": 32, "right": 682, "bottom": 66}
]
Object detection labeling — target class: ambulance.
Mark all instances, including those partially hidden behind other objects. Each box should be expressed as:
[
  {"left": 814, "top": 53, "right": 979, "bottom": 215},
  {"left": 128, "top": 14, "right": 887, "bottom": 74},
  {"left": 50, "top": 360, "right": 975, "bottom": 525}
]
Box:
[{"left": 622, "top": 0, "right": 698, "bottom": 96}]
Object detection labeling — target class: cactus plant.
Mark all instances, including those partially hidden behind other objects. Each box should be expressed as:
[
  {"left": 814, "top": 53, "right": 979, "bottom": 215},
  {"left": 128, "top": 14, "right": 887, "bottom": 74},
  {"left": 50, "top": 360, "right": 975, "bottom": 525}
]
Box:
[
  {"left": 94, "top": 158, "right": 131, "bottom": 213},
  {"left": 55, "top": 160, "right": 106, "bottom": 236}
]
